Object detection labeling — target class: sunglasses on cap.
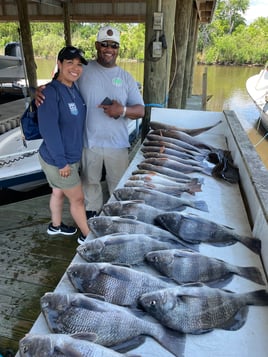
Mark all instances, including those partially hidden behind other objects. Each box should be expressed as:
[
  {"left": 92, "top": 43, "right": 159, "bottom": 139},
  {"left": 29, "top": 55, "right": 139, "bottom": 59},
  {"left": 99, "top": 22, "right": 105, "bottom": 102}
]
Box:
[
  {"left": 58, "top": 46, "right": 85, "bottom": 58},
  {"left": 99, "top": 41, "right": 120, "bottom": 49}
]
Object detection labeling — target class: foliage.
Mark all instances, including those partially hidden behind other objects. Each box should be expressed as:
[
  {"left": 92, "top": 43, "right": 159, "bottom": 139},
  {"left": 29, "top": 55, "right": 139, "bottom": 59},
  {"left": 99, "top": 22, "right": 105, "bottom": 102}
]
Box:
[
  {"left": 197, "top": 0, "right": 268, "bottom": 65},
  {"left": 0, "top": 22, "right": 145, "bottom": 61}
]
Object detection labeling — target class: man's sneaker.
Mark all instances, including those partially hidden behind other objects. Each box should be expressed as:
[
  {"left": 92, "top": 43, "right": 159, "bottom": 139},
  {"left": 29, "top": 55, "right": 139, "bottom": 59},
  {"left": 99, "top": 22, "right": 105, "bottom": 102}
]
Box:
[
  {"left": 86, "top": 210, "right": 97, "bottom": 219},
  {"left": 77, "top": 233, "right": 86, "bottom": 245},
  {"left": 47, "top": 222, "right": 77, "bottom": 236}
]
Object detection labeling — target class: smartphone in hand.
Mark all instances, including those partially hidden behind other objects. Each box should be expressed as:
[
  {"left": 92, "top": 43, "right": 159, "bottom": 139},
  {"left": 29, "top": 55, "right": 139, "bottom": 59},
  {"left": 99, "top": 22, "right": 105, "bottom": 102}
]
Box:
[{"left": 101, "top": 97, "right": 113, "bottom": 105}]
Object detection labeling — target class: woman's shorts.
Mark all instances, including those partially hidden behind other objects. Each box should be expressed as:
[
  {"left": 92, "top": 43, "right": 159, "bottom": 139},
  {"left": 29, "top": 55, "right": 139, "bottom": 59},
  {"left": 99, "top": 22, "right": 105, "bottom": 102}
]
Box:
[{"left": 39, "top": 154, "right": 81, "bottom": 189}]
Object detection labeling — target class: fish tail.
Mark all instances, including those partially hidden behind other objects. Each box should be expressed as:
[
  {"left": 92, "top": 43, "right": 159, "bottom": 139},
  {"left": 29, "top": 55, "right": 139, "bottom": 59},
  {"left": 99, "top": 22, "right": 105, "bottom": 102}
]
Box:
[
  {"left": 187, "top": 181, "right": 203, "bottom": 194},
  {"left": 236, "top": 235, "right": 262, "bottom": 255},
  {"left": 155, "top": 326, "right": 186, "bottom": 357},
  {"left": 236, "top": 266, "right": 265, "bottom": 285},
  {"left": 244, "top": 289, "right": 268, "bottom": 305},
  {"left": 191, "top": 200, "right": 209, "bottom": 212}
]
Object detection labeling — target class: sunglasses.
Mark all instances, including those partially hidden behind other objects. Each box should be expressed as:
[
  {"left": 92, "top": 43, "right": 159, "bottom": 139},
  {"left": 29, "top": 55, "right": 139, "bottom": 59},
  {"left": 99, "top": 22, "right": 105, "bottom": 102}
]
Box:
[
  {"left": 99, "top": 41, "right": 120, "bottom": 49},
  {"left": 59, "top": 47, "right": 85, "bottom": 57}
]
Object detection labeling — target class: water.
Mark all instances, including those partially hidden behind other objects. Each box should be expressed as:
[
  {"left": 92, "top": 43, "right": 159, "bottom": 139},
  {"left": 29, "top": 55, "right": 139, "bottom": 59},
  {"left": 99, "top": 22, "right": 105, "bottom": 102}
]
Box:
[{"left": 35, "top": 58, "right": 268, "bottom": 169}]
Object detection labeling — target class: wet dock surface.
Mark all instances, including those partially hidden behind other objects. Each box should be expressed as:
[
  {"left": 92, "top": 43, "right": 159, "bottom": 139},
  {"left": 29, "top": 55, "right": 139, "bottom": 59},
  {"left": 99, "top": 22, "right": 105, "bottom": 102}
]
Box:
[{"left": 0, "top": 194, "right": 78, "bottom": 353}]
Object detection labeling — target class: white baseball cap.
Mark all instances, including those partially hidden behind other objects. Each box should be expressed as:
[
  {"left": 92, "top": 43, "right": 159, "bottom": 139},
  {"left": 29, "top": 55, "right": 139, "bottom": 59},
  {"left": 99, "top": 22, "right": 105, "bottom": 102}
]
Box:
[{"left": 97, "top": 26, "right": 120, "bottom": 44}]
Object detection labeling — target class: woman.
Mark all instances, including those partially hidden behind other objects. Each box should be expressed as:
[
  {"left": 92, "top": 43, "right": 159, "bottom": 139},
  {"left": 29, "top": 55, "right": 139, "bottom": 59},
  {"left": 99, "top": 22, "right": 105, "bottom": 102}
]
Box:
[{"left": 38, "top": 46, "right": 90, "bottom": 242}]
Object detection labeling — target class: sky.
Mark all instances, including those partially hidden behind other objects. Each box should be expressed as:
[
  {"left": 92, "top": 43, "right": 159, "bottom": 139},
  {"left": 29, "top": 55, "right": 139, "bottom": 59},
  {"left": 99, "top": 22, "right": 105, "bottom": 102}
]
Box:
[{"left": 244, "top": 0, "right": 267, "bottom": 24}]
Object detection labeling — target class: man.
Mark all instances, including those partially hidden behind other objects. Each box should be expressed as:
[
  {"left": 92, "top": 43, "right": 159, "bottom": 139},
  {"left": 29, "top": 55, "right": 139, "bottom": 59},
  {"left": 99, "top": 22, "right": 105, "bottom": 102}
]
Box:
[{"left": 78, "top": 25, "right": 144, "bottom": 228}]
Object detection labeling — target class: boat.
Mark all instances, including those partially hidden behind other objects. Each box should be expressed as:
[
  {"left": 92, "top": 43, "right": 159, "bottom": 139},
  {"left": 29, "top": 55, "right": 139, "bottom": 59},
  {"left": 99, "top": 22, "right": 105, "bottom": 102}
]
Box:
[
  {"left": 0, "top": 42, "right": 26, "bottom": 84},
  {"left": 0, "top": 126, "right": 46, "bottom": 192},
  {"left": 246, "top": 64, "right": 268, "bottom": 131}
]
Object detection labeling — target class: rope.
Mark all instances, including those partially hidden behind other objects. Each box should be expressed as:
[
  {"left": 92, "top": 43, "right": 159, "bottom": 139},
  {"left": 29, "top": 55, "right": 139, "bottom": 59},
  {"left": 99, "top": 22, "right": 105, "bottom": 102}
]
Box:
[
  {"left": 0, "top": 149, "right": 38, "bottom": 167},
  {"left": 254, "top": 116, "right": 268, "bottom": 147}
]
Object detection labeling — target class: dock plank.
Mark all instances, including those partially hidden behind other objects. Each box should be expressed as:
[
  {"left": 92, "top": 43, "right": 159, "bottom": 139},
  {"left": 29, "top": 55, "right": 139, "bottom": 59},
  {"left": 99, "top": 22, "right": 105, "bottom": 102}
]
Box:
[{"left": 0, "top": 194, "right": 78, "bottom": 352}]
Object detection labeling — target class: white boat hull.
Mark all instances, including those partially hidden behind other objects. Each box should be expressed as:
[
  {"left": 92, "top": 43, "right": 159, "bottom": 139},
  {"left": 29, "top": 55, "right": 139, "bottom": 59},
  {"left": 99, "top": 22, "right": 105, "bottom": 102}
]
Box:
[
  {"left": 246, "top": 68, "right": 268, "bottom": 131},
  {"left": 0, "top": 54, "right": 25, "bottom": 83},
  {"left": 0, "top": 126, "right": 46, "bottom": 192}
]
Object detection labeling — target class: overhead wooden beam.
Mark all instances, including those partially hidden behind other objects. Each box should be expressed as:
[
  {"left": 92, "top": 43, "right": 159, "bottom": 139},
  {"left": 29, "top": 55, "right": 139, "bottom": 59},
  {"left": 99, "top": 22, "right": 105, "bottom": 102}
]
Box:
[{"left": 30, "top": 0, "right": 64, "bottom": 7}]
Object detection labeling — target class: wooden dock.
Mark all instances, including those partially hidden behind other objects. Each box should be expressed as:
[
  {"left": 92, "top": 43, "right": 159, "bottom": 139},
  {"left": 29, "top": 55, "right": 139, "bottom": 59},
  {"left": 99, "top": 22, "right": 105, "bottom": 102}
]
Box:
[{"left": 0, "top": 195, "right": 79, "bottom": 354}]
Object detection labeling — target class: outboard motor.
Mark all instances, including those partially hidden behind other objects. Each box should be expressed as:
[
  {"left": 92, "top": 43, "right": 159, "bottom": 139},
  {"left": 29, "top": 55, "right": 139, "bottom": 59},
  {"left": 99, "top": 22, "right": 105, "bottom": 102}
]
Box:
[{"left": 4, "top": 42, "right": 21, "bottom": 57}]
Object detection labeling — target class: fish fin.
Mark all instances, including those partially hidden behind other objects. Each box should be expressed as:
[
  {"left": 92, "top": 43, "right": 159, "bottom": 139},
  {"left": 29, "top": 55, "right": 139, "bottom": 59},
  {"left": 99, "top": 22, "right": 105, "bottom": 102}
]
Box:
[
  {"left": 101, "top": 265, "right": 133, "bottom": 282},
  {"left": 220, "top": 306, "right": 249, "bottom": 331},
  {"left": 83, "top": 293, "right": 106, "bottom": 301},
  {"left": 192, "top": 200, "right": 209, "bottom": 212},
  {"left": 236, "top": 266, "right": 265, "bottom": 285},
  {"left": 207, "top": 274, "right": 234, "bottom": 288},
  {"left": 120, "top": 214, "right": 138, "bottom": 220},
  {"left": 111, "top": 336, "right": 146, "bottom": 353},
  {"left": 154, "top": 326, "right": 186, "bottom": 357},
  {"left": 70, "top": 332, "right": 97, "bottom": 342},
  {"left": 53, "top": 346, "right": 82, "bottom": 357},
  {"left": 111, "top": 262, "right": 133, "bottom": 268},
  {"left": 182, "top": 282, "right": 205, "bottom": 288},
  {"left": 244, "top": 289, "right": 268, "bottom": 305},
  {"left": 236, "top": 236, "right": 262, "bottom": 255},
  {"left": 157, "top": 275, "right": 178, "bottom": 284},
  {"left": 190, "top": 328, "right": 214, "bottom": 334}
]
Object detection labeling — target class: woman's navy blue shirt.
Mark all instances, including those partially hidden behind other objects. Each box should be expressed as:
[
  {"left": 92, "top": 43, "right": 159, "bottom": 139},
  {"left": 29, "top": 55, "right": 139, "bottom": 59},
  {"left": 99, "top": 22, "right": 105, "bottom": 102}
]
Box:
[{"left": 38, "top": 79, "right": 86, "bottom": 169}]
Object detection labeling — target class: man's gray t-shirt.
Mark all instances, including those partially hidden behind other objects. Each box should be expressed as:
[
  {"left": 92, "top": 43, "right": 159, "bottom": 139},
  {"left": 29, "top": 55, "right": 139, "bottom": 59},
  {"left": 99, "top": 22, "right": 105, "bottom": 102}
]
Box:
[{"left": 78, "top": 60, "right": 144, "bottom": 149}]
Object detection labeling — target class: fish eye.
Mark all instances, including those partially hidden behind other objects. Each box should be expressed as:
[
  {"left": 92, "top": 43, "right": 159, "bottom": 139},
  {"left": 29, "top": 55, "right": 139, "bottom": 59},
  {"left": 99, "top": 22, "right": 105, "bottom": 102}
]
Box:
[
  {"left": 23, "top": 346, "right": 28, "bottom": 353},
  {"left": 72, "top": 270, "right": 78, "bottom": 277},
  {"left": 150, "top": 299, "right": 157, "bottom": 306}
]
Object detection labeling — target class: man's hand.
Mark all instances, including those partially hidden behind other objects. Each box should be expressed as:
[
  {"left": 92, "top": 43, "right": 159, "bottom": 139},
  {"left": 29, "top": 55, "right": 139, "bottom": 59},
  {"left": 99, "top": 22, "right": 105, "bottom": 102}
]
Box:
[
  {"left": 98, "top": 100, "right": 123, "bottom": 119},
  {"left": 35, "top": 85, "right": 47, "bottom": 106}
]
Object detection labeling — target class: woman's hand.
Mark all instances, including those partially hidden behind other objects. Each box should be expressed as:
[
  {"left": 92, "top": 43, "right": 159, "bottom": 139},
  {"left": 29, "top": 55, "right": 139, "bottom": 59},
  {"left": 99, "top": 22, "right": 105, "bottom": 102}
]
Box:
[{"left": 59, "top": 164, "right": 71, "bottom": 178}]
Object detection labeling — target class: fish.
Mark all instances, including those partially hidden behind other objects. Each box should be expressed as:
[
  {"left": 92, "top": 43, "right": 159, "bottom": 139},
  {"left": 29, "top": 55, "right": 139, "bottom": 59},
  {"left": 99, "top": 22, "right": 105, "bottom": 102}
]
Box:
[
  {"left": 146, "top": 133, "right": 209, "bottom": 154},
  {"left": 113, "top": 187, "right": 209, "bottom": 213},
  {"left": 150, "top": 129, "right": 214, "bottom": 151},
  {"left": 141, "top": 142, "right": 205, "bottom": 161},
  {"left": 124, "top": 180, "right": 195, "bottom": 197},
  {"left": 139, "top": 283, "right": 268, "bottom": 334},
  {"left": 142, "top": 140, "right": 206, "bottom": 160},
  {"left": 139, "top": 157, "right": 213, "bottom": 176},
  {"left": 137, "top": 162, "right": 201, "bottom": 181},
  {"left": 149, "top": 120, "right": 222, "bottom": 136},
  {"left": 128, "top": 173, "right": 203, "bottom": 194},
  {"left": 67, "top": 262, "right": 176, "bottom": 307},
  {"left": 88, "top": 215, "right": 195, "bottom": 250},
  {"left": 145, "top": 249, "right": 265, "bottom": 286},
  {"left": 155, "top": 212, "right": 261, "bottom": 254},
  {"left": 76, "top": 233, "right": 185, "bottom": 265},
  {"left": 142, "top": 151, "right": 207, "bottom": 168},
  {"left": 40, "top": 292, "right": 185, "bottom": 356},
  {"left": 19, "top": 333, "right": 140, "bottom": 357},
  {"left": 131, "top": 169, "right": 204, "bottom": 185}
]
